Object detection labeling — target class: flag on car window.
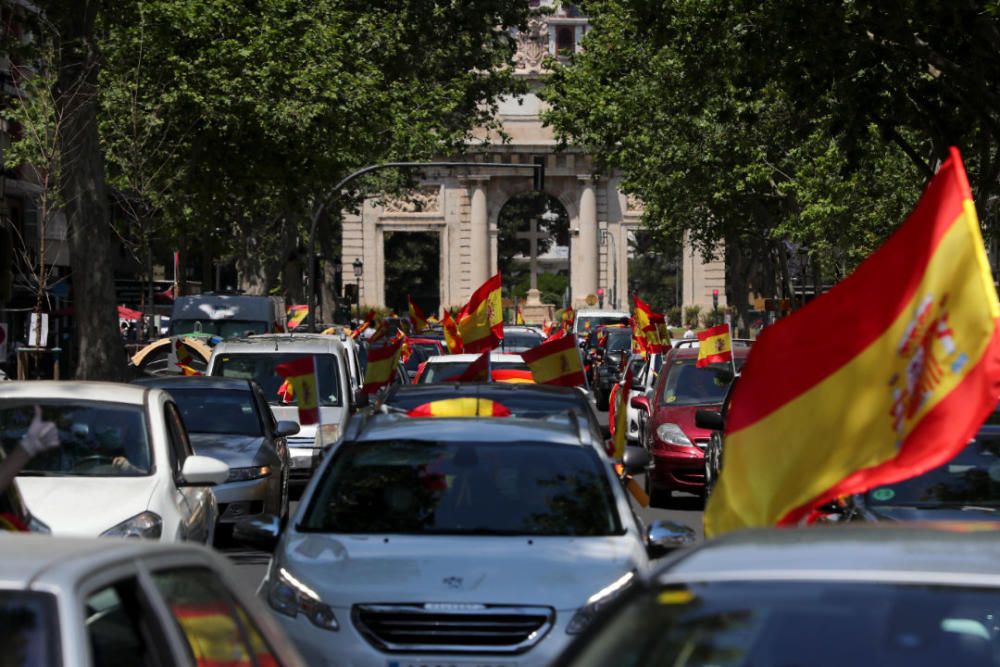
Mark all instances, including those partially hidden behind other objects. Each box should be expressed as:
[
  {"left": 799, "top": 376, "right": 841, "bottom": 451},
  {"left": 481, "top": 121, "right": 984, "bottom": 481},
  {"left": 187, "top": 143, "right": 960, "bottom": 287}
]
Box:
[
  {"left": 362, "top": 337, "right": 404, "bottom": 395},
  {"left": 441, "top": 309, "right": 464, "bottom": 354},
  {"left": 458, "top": 273, "right": 504, "bottom": 353},
  {"left": 521, "top": 334, "right": 586, "bottom": 387},
  {"left": 407, "top": 398, "right": 512, "bottom": 418},
  {"left": 454, "top": 350, "right": 491, "bottom": 382},
  {"left": 408, "top": 296, "right": 429, "bottom": 334},
  {"left": 275, "top": 356, "right": 320, "bottom": 425},
  {"left": 696, "top": 324, "right": 733, "bottom": 368},
  {"left": 704, "top": 148, "right": 1000, "bottom": 538}
]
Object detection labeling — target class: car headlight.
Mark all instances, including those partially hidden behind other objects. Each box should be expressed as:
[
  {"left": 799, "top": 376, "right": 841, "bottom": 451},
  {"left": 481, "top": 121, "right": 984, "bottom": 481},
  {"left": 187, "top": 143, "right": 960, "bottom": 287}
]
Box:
[
  {"left": 314, "top": 423, "right": 341, "bottom": 447},
  {"left": 227, "top": 465, "right": 271, "bottom": 482},
  {"left": 566, "top": 571, "right": 636, "bottom": 635},
  {"left": 656, "top": 423, "right": 693, "bottom": 446},
  {"left": 266, "top": 566, "right": 339, "bottom": 631},
  {"left": 101, "top": 511, "right": 162, "bottom": 539}
]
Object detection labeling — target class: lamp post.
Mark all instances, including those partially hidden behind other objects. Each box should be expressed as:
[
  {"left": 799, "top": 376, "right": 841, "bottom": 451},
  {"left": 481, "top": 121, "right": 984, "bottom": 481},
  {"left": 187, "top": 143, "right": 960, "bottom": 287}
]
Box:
[
  {"left": 332, "top": 258, "right": 343, "bottom": 322},
  {"left": 600, "top": 229, "right": 617, "bottom": 309},
  {"left": 352, "top": 258, "right": 363, "bottom": 322}
]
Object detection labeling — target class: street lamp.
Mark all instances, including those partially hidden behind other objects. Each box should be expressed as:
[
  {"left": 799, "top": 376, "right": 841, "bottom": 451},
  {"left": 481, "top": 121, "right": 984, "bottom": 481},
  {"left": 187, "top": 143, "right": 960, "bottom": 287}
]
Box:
[
  {"left": 352, "top": 258, "right": 363, "bottom": 322},
  {"left": 332, "top": 258, "right": 343, "bottom": 322},
  {"left": 600, "top": 229, "right": 617, "bottom": 309}
]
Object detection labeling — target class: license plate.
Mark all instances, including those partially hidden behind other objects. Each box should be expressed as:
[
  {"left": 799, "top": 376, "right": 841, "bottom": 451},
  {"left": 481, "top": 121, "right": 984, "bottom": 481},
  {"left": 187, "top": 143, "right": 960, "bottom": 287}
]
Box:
[{"left": 388, "top": 662, "right": 514, "bottom": 667}]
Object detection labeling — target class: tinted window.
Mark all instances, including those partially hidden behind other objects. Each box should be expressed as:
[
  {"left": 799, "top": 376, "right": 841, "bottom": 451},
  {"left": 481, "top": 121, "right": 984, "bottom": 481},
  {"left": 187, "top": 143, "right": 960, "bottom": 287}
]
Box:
[
  {"left": 171, "top": 319, "right": 268, "bottom": 338},
  {"left": 0, "top": 591, "right": 59, "bottom": 667},
  {"left": 568, "top": 581, "right": 1000, "bottom": 667},
  {"left": 500, "top": 333, "right": 543, "bottom": 351},
  {"left": 0, "top": 401, "right": 152, "bottom": 477},
  {"left": 577, "top": 315, "right": 628, "bottom": 332},
  {"left": 167, "top": 389, "right": 262, "bottom": 437},
  {"left": 302, "top": 440, "right": 621, "bottom": 536},
  {"left": 214, "top": 352, "right": 342, "bottom": 407},
  {"left": 420, "top": 360, "right": 530, "bottom": 384},
  {"left": 605, "top": 331, "right": 632, "bottom": 352},
  {"left": 86, "top": 581, "right": 162, "bottom": 667},
  {"left": 660, "top": 359, "right": 741, "bottom": 406}
]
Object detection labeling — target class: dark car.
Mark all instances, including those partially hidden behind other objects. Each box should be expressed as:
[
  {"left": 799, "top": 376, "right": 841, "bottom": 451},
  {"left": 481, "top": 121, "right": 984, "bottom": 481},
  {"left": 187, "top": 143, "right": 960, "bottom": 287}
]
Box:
[
  {"left": 132, "top": 376, "right": 299, "bottom": 529},
  {"left": 590, "top": 327, "right": 633, "bottom": 410}
]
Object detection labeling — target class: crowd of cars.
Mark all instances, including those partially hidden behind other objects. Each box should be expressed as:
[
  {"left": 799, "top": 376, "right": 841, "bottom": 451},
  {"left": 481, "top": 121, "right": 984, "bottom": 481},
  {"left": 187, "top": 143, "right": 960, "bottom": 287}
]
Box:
[{"left": 4, "top": 308, "right": 1000, "bottom": 666}]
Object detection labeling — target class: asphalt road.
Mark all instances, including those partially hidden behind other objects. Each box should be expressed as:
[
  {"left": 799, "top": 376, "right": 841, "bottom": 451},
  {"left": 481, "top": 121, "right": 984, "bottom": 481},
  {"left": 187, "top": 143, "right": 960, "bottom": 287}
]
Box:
[{"left": 222, "top": 408, "right": 706, "bottom": 598}]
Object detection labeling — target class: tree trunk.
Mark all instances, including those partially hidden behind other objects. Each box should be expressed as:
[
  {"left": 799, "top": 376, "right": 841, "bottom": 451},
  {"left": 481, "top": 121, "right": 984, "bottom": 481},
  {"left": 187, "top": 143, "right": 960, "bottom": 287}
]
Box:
[{"left": 55, "top": 1, "right": 128, "bottom": 380}]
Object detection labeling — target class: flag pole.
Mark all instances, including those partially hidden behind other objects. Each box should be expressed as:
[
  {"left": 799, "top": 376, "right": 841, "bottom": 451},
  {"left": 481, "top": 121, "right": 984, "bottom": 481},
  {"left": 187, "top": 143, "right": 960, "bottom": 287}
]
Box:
[
  {"left": 728, "top": 321, "right": 737, "bottom": 379},
  {"left": 314, "top": 354, "right": 324, "bottom": 443}
]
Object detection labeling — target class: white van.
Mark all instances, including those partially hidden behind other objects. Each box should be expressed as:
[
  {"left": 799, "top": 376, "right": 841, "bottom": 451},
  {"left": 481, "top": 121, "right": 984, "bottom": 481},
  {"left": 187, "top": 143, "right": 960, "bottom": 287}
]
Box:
[
  {"left": 573, "top": 308, "right": 630, "bottom": 337},
  {"left": 207, "top": 334, "right": 350, "bottom": 488}
]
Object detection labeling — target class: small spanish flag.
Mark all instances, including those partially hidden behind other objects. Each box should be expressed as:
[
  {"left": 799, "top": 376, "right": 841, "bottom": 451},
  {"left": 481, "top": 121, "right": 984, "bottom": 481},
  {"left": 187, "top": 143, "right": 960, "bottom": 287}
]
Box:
[
  {"left": 362, "top": 338, "right": 404, "bottom": 394},
  {"left": 407, "top": 398, "right": 512, "bottom": 417},
  {"left": 408, "top": 296, "right": 429, "bottom": 334},
  {"left": 455, "top": 350, "right": 491, "bottom": 382},
  {"left": 696, "top": 324, "right": 733, "bottom": 368},
  {"left": 275, "top": 356, "right": 320, "bottom": 425},
  {"left": 521, "top": 334, "right": 586, "bottom": 387},
  {"left": 351, "top": 309, "right": 376, "bottom": 338},
  {"left": 441, "top": 310, "right": 464, "bottom": 354},
  {"left": 492, "top": 368, "right": 535, "bottom": 384},
  {"left": 516, "top": 304, "right": 525, "bottom": 325},
  {"left": 175, "top": 340, "right": 203, "bottom": 375},
  {"left": 458, "top": 273, "right": 504, "bottom": 353},
  {"left": 287, "top": 305, "right": 309, "bottom": 330}
]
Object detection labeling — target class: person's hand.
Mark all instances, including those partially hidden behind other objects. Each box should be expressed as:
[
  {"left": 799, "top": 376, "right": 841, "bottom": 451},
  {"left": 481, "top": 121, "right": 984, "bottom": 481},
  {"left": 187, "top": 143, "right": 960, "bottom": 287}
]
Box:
[
  {"left": 19, "top": 405, "right": 59, "bottom": 457},
  {"left": 111, "top": 456, "right": 137, "bottom": 473}
]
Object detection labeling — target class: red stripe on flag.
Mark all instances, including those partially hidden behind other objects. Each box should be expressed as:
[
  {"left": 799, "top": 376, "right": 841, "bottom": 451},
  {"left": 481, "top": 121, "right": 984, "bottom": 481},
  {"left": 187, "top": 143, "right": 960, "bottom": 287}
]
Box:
[{"left": 521, "top": 332, "right": 577, "bottom": 363}]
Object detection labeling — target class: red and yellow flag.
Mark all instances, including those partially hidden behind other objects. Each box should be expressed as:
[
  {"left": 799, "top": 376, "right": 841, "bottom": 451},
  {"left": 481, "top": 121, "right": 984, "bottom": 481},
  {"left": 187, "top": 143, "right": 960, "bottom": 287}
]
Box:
[
  {"left": 408, "top": 296, "right": 429, "bottom": 334},
  {"left": 408, "top": 398, "right": 511, "bottom": 418},
  {"left": 455, "top": 350, "right": 491, "bottom": 382},
  {"left": 458, "top": 273, "right": 504, "bottom": 353},
  {"left": 175, "top": 340, "right": 203, "bottom": 376},
  {"left": 516, "top": 304, "right": 525, "bottom": 325},
  {"left": 287, "top": 305, "right": 309, "bottom": 330},
  {"left": 441, "top": 309, "right": 464, "bottom": 354},
  {"left": 351, "top": 309, "right": 376, "bottom": 338},
  {"left": 696, "top": 323, "right": 733, "bottom": 368},
  {"left": 704, "top": 148, "right": 1000, "bottom": 537},
  {"left": 362, "top": 338, "right": 404, "bottom": 395},
  {"left": 492, "top": 368, "right": 535, "bottom": 384},
  {"left": 274, "top": 356, "right": 319, "bottom": 425},
  {"left": 521, "top": 334, "right": 586, "bottom": 387}
]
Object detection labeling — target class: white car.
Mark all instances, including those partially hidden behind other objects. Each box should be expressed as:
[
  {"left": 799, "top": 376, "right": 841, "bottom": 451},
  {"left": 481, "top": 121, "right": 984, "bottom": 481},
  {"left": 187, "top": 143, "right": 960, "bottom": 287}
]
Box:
[
  {"left": 0, "top": 381, "right": 229, "bottom": 543},
  {"left": 572, "top": 309, "right": 630, "bottom": 338},
  {"left": 208, "top": 334, "right": 352, "bottom": 488},
  {"left": 416, "top": 352, "right": 531, "bottom": 383},
  {"left": 0, "top": 532, "right": 305, "bottom": 666},
  {"left": 236, "top": 413, "right": 687, "bottom": 667}
]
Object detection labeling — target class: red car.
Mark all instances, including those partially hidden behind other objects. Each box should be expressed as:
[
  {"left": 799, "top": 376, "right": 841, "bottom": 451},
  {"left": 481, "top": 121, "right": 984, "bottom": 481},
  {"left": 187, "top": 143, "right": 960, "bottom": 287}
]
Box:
[{"left": 642, "top": 343, "right": 748, "bottom": 506}]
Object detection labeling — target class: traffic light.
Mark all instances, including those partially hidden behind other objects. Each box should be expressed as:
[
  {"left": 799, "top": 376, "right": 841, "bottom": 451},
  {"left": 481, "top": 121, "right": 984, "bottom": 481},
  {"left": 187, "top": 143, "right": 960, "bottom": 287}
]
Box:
[{"left": 712, "top": 288, "right": 719, "bottom": 310}]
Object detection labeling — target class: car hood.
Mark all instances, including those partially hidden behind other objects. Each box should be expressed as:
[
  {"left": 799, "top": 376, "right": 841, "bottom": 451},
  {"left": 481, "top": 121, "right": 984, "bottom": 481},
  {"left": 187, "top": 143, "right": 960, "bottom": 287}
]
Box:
[
  {"left": 865, "top": 504, "right": 1000, "bottom": 522},
  {"left": 188, "top": 433, "right": 267, "bottom": 467},
  {"left": 16, "top": 475, "right": 157, "bottom": 537},
  {"left": 652, "top": 404, "right": 717, "bottom": 439},
  {"left": 279, "top": 533, "right": 644, "bottom": 611}
]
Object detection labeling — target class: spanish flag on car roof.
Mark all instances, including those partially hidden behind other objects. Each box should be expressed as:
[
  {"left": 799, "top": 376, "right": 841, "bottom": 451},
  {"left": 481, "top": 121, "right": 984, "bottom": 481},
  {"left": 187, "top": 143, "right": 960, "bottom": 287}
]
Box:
[
  {"left": 696, "top": 324, "right": 733, "bottom": 368},
  {"left": 521, "top": 334, "right": 586, "bottom": 387},
  {"left": 704, "top": 148, "right": 1000, "bottom": 537},
  {"left": 408, "top": 398, "right": 511, "bottom": 418},
  {"left": 458, "top": 273, "right": 504, "bottom": 353}
]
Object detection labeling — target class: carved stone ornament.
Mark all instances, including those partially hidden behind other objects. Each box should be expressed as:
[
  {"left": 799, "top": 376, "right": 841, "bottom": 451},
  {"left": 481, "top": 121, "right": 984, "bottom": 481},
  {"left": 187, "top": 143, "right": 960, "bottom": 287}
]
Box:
[
  {"left": 513, "top": 16, "right": 549, "bottom": 75},
  {"left": 625, "top": 193, "right": 644, "bottom": 212},
  {"left": 383, "top": 186, "right": 441, "bottom": 213}
]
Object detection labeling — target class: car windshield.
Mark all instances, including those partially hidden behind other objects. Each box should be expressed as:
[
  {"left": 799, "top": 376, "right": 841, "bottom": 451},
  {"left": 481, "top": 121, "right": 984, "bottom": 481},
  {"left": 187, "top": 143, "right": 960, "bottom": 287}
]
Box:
[
  {"left": 301, "top": 439, "right": 621, "bottom": 536},
  {"left": 171, "top": 319, "right": 268, "bottom": 338},
  {"left": 568, "top": 581, "right": 1000, "bottom": 667},
  {"left": 0, "top": 591, "right": 59, "bottom": 667},
  {"left": 605, "top": 331, "right": 632, "bottom": 352},
  {"left": 212, "top": 352, "right": 342, "bottom": 406},
  {"left": 866, "top": 432, "right": 1000, "bottom": 507},
  {"left": 166, "top": 389, "right": 262, "bottom": 437},
  {"left": 660, "top": 359, "right": 741, "bottom": 406},
  {"left": 420, "top": 360, "right": 530, "bottom": 383},
  {"left": 0, "top": 401, "right": 152, "bottom": 477},
  {"left": 499, "top": 333, "right": 543, "bottom": 351}
]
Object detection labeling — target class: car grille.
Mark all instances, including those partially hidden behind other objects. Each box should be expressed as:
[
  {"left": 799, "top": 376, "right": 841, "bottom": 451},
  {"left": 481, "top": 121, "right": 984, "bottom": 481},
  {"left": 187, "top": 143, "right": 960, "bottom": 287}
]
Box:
[{"left": 352, "top": 603, "right": 554, "bottom": 654}]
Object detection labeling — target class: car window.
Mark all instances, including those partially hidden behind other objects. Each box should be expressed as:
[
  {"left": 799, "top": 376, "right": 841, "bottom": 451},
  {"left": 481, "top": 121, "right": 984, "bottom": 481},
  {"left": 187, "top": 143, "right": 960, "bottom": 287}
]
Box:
[
  {"left": 302, "top": 439, "right": 622, "bottom": 536},
  {"left": 151, "top": 567, "right": 278, "bottom": 667},
  {"left": 167, "top": 389, "right": 263, "bottom": 437},
  {"left": 0, "top": 591, "right": 59, "bottom": 667},
  {"left": 85, "top": 580, "right": 166, "bottom": 667},
  {"left": 660, "top": 359, "right": 741, "bottom": 406},
  {"left": 213, "top": 352, "right": 342, "bottom": 407},
  {"left": 171, "top": 319, "right": 268, "bottom": 338},
  {"left": 0, "top": 401, "right": 152, "bottom": 478},
  {"left": 420, "top": 360, "right": 531, "bottom": 383}
]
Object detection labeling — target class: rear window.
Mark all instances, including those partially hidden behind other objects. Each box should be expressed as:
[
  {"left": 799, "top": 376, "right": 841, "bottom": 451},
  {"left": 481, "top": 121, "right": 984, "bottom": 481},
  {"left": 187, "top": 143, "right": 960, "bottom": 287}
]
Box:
[
  {"left": 213, "top": 352, "right": 342, "bottom": 407},
  {"left": 419, "top": 360, "right": 530, "bottom": 384},
  {"left": 660, "top": 359, "right": 742, "bottom": 406},
  {"left": 0, "top": 590, "right": 59, "bottom": 667},
  {"left": 166, "top": 389, "right": 262, "bottom": 436}
]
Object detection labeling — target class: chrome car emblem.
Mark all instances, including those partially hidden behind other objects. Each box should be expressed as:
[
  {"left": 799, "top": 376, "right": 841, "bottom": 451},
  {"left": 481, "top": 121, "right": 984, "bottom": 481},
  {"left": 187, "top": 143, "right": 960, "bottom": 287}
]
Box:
[{"left": 443, "top": 576, "right": 463, "bottom": 590}]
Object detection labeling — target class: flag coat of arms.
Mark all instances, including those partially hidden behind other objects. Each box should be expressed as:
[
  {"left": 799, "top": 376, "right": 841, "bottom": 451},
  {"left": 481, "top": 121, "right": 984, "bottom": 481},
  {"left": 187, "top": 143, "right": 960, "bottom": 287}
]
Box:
[
  {"left": 458, "top": 273, "right": 504, "bottom": 353},
  {"left": 696, "top": 324, "right": 733, "bottom": 368},
  {"left": 521, "top": 334, "right": 586, "bottom": 387},
  {"left": 362, "top": 338, "right": 404, "bottom": 394},
  {"left": 275, "top": 356, "right": 320, "bottom": 425},
  {"left": 704, "top": 148, "right": 1000, "bottom": 537}
]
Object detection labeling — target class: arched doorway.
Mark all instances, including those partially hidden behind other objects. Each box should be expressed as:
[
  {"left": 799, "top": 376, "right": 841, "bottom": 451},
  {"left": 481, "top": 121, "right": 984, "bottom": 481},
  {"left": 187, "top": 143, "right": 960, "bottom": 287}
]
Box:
[{"left": 497, "top": 192, "right": 570, "bottom": 312}]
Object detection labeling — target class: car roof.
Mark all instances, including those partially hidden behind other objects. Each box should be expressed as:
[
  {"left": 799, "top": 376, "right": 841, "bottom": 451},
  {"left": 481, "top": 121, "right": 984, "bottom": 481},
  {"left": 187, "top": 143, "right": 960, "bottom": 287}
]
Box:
[
  {"left": 0, "top": 381, "right": 149, "bottom": 406},
  {"left": 575, "top": 309, "right": 630, "bottom": 317},
  {"left": 212, "top": 334, "right": 346, "bottom": 354},
  {"left": 351, "top": 413, "right": 591, "bottom": 447},
  {"left": 504, "top": 326, "right": 542, "bottom": 335},
  {"left": 658, "top": 525, "right": 1000, "bottom": 587},
  {"left": 0, "top": 533, "right": 216, "bottom": 589},
  {"left": 670, "top": 345, "right": 751, "bottom": 360},
  {"left": 425, "top": 353, "right": 526, "bottom": 363},
  {"left": 132, "top": 376, "right": 253, "bottom": 391},
  {"left": 385, "top": 382, "right": 587, "bottom": 403}
]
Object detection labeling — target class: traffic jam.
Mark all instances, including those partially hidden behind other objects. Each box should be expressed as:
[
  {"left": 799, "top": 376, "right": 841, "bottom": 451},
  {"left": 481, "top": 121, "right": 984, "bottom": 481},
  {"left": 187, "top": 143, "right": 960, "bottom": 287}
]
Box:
[{"left": 4, "top": 155, "right": 1000, "bottom": 666}]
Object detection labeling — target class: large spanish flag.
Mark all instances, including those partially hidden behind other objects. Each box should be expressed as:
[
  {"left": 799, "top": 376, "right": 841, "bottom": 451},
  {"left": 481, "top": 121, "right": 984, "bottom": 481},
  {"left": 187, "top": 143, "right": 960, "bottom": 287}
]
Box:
[
  {"left": 696, "top": 324, "right": 733, "bottom": 368},
  {"left": 275, "top": 356, "right": 320, "bottom": 425},
  {"left": 408, "top": 398, "right": 512, "bottom": 417},
  {"left": 408, "top": 295, "right": 429, "bottom": 334},
  {"left": 362, "top": 338, "right": 403, "bottom": 394},
  {"left": 441, "top": 310, "right": 464, "bottom": 354},
  {"left": 521, "top": 334, "right": 586, "bottom": 386},
  {"left": 704, "top": 148, "right": 1000, "bottom": 537},
  {"left": 458, "top": 273, "right": 504, "bottom": 353}
]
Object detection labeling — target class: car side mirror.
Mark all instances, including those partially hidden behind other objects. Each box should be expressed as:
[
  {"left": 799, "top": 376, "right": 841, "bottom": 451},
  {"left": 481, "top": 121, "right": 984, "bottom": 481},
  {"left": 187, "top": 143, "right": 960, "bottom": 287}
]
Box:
[
  {"left": 622, "top": 446, "right": 650, "bottom": 475},
  {"left": 694, "top": 409, "right": 724, "bottom": 431},
  {"left": 178, "top": 455, "right": 229, "bottom": 486},
  {"left": 645, "top": 520, "right": 696, "bottom": 559},
  {"left": 630, "top": 395, "right": 650, "bottom": 411},
  {"left": 232, "top": 514, "right": 282, "bottom": 552},
  {"left": 274, "top": 420, "right": 300, "bottom": 437}
]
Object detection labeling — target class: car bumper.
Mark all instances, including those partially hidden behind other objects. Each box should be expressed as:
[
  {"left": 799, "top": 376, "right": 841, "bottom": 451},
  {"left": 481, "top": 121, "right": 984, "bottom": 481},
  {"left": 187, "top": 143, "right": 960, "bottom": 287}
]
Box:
[
  {"left": 651, "top": 447, "right": 705, "bottom": 491},
  {"left": 213, "top": 476, "right": 274, "bottom": 524},
  {"left": 289, "top": 446, "right": 323, "bottom": 486},
  {"left": 274, "top": 605, "right": 575, "bottom": 667}
]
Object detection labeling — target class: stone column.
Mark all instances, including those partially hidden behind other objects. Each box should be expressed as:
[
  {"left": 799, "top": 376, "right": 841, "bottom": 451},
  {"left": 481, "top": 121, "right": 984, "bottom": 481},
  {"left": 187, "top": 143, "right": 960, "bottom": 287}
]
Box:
[
  {"left": 572, "top": 176, "right": 599, "bottom": 304},
  {"left": 468, "top": 177, "right": 490, "bottom": 292}
]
